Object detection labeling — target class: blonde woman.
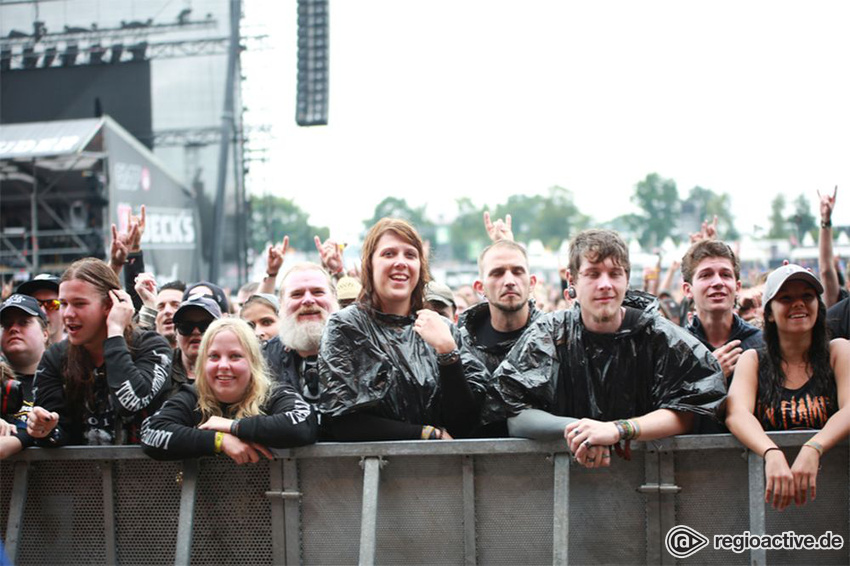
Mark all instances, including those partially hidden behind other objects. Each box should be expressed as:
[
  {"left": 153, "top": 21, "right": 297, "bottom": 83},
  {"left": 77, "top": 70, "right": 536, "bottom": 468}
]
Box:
[{"left": 142, "top": 318, "right": 317, "bottom": 463}]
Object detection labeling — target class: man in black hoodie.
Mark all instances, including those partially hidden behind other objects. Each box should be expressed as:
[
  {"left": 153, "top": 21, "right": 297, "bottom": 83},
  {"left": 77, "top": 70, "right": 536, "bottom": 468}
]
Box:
[{"left": 681, "top": 239, "right": 764, "bottom": 383}]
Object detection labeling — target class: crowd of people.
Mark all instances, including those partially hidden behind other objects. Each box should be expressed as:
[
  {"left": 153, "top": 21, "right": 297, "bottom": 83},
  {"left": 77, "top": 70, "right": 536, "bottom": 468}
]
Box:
[{"left": 1, "top": 189, "right": 849, "bottom": 512}]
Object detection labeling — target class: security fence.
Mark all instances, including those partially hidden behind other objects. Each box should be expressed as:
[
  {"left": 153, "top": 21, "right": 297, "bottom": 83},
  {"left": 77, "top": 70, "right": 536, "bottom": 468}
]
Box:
[{"left": 1, "top": 432, "right": 847, "bottom": 565}]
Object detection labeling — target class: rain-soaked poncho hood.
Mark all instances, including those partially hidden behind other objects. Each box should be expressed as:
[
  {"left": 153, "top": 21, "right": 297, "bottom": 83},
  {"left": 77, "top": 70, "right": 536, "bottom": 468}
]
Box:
[
  {"left": 318, "top": 305, "right": 491, "bottom": 426},
  {"left": 492, "top": 289, "right": 726, "bottom": 424},
  {"left": 458, "top": 299, "right": 542, "bottom": 374}
]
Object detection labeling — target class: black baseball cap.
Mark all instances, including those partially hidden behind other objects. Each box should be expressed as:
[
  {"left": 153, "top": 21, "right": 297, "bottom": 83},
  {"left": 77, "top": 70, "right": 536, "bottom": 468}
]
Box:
[
  {"left": 173, "top": 296, "right": 223, "bottom": 325},
  {"left": 183, "top": 281, "right": 230, "bottom": 314},
  {"left": 0, "top": 294, "right": 49, "bottom": 323},
  {"left": 16, "top": 274, "right": 60, "bottom": 296}
]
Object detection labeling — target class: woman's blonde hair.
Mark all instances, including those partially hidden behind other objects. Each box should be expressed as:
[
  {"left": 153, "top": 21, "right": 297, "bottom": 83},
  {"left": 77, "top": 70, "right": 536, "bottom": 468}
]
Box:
[{"left": 194, "top": 317, "right": 272, "bottom": 420}]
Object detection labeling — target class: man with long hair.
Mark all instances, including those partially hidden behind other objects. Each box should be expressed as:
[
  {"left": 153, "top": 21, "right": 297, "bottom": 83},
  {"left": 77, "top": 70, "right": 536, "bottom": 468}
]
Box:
[{"left": 25, "top": 258, "right": 172, "bottom": 446}]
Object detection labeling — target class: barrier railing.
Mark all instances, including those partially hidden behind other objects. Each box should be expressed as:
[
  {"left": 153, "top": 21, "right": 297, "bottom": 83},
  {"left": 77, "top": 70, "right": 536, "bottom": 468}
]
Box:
[{"left": 1, "top": 432, "right": 847, "bottom": 565}]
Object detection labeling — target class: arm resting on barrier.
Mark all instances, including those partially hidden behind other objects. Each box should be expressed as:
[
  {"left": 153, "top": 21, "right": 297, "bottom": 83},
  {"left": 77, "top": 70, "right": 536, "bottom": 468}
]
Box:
[
  {"left": 141, "top": 388, "right": 217, "bottom": 460},
  {"left": 232, "top": 386, "right": 318, "bottom": 448},
  {"left": 328, "top": 412, "right": 425, "bottom": 441},
  {"left": 507, "top": 409, "right": 577, "bottom": 440}
]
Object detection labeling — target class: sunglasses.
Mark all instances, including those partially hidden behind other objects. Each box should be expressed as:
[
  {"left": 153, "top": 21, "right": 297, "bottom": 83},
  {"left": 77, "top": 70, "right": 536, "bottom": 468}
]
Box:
[
  {"left": 38, "top": 299, "right": 61, "bottom": 312},
  {"left": 176, "top": 320, "right": 212, "bottom": 336}
]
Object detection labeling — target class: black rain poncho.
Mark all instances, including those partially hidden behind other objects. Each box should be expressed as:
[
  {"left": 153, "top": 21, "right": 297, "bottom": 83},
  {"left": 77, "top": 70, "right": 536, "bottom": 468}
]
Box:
[
  {"left": 318, "top": 305, "right": 491, "bottom": 430},
  {"left": 492, "top": 291, "right": 726, "bottom": 424},
  {"left": 458, "top": 300, "right": 542, "bottom": 374}
]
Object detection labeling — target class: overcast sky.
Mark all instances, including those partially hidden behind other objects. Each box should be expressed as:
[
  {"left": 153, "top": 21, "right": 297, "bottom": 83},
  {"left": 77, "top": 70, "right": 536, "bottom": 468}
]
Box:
[{"left": 241, "top": 1, "right": 850, "bottom": 246}]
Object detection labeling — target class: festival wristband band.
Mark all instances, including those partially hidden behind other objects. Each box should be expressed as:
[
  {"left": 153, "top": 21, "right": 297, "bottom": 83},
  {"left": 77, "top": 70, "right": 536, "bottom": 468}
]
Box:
[
  {"left": 214, "top": 431, "right": 224, "bottom": 453},
  {"left": 421, "top": 426, "right": 437, "bottom": 440},
  {"left": 803, "top": 440, "right": 824, "bottom": 456},
  {"left": 763, "top": 446, "right": 781, "bottom": 459},
  {"left": 615, "top": 419, "right": 640, "bottom": 440}
]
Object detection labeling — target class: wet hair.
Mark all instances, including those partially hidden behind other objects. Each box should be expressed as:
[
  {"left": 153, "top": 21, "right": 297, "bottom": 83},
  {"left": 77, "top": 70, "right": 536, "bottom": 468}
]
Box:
[
  {"left": 681, "top": 240, "right": 740, "bottom": 284},
  {"left": 194, "top": 318, "right": 271, "bottom": 420},
  {"left": 279, "top": 263, "right": 337, "bottom": 300},
  {"left": 477, "top": 240, "right": 529, "bottom": 279},
  {"left": 760, "top": 281, "right": 835, "bottom": 410},
  {"left": 358, "top": 218, "right": 430, "bottom": 314},
  {"left": 568, "top": 229, "right": 630, "bottom": 281},
  {"left": 60, "top": 258, "right": 133, "bottom": 412},
  {"left": 160, "top": 280, "right": 186, "bottom": 293}
]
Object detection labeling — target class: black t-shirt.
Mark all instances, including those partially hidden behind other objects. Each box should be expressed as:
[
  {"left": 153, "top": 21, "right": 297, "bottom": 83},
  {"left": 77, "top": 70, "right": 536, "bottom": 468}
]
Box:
[
  {"left": 553, "top": 306, "right": 643, "bottom": 417},
  {"left": 827, "top": 297, "right": 850, "bottom": 340},
  {"left": 475, "top": 320, "right": 526, "bottom": 350}
]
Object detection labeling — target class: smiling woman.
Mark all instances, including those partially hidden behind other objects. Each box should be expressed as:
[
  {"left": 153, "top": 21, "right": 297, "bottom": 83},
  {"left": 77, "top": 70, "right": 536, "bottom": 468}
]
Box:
[
  {"left": 141, "top": 318, "right": 317, "bottom": 463},
  {"left": 319, "top": 218, "right": 490, "bottom": 441},
  {"left": 726, "top": 264, "right": 850, "bottom": 511}
]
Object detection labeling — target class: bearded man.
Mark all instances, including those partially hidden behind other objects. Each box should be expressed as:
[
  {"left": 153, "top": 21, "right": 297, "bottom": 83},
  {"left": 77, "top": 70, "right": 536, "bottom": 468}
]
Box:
[{"left": 263, "top": 263, "right": 340, "bottom": 407}]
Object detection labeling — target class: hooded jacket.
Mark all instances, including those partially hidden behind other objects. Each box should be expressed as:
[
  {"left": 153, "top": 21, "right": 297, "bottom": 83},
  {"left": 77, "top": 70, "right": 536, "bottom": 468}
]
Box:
[
  {"left": 686, "top": 313, "right": 764, "bottom": 353},
  {"left": 318, "top": 304, "right": 491, "bottom": 436},
  {"left": 458, "top": 300, "right": 542, "bottom": 374},
  {"left": 493, "top": 291, "right": 726, "bottom": 424}
]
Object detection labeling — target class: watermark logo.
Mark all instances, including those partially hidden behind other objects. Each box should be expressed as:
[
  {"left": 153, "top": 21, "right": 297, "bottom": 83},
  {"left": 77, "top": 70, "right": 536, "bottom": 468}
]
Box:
[{"left": 665, "top": 525, "right": 709, "bottom": 559}]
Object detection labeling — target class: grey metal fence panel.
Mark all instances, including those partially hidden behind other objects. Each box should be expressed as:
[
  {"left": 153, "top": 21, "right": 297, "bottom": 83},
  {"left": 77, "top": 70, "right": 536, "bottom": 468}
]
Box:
[
  {"left": 675, "top": 448, "right": 750, "bottom": 565},
  {"left": 190, "top": 458, "right": 273, "bottom": 566},
  {"left": 374, "top": 455, "right": 465, "bottom": 565},
  {"left": 299, "top": 456, "right": 363, "bottom": 565},
  {"left": 764, "top": 445, "right": 848, "bottom": 565},
  {"left": 0, "top": 461, "right": 11, "bottom": 544},
  {"left": 18, "top": 460, "right": 108, "bottom": 565},
  {"left": 569, "top": 450, "right": 648, "bottom": 565},
  {"left": 114, "top": 459, "right": 182, "bottom": 566},
  {"left": 474, "top": 453, "right": 554, "bottom": 565}
]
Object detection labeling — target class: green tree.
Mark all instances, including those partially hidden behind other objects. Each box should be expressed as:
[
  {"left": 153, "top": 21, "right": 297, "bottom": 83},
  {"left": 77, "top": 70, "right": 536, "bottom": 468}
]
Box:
[
  {"left": 767, "top": 194, "right": 789, "bottom": 239},
  {"left": 684, "top": 186, "right": 740, "bottom": 241},
  {"left": 363, "top": 196, "right": 436, "bottom": 244},
  {"left": 789, "top": 193, "right": 816, "bottom": 243},
  {"left": 493, "top": 186, "right": 589, "bottom": 249},
  {"left": 631, "top": 173, "right": 680, "bottom": 248},
  {"left": 448, "top": 197, "right": 488, "bottom": 262},
  {"left": 248, "top": 194, "right": 329, "bottom": 253}
]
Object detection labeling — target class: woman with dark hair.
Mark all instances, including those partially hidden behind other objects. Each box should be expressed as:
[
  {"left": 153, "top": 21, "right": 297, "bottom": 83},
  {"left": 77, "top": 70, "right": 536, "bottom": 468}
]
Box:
[
  {"left": 319, "top": 218, "right": 488, "bottom": 440},
  {"left": 25, "top": 257, "right": 173, "bottom": 446},
  {"left": 142, "top": 318, "right": 317, "bottom": 462},
  {"left": 727, "top": 264, "right": 850, "bottom": 511}
]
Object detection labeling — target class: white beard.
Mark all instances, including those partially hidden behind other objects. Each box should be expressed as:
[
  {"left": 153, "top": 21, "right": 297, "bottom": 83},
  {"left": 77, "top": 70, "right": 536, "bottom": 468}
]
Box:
[{"left": 279, "top": 312, "right": 326, "bottom": 353}]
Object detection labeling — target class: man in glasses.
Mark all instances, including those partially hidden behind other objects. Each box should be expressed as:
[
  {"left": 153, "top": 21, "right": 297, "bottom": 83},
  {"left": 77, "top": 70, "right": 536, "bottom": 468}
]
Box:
[
  {"left": 16, "top": 274, "right": 64, "bottom": 345},
  {"left": 168, "top": 296, "right": 222, "bottom": 398}
]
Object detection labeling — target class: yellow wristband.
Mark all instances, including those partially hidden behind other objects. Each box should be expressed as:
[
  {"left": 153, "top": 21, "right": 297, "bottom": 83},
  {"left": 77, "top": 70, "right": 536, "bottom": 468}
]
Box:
[{"left": 214, "top": 431, "right": 224, "bottom": 453}]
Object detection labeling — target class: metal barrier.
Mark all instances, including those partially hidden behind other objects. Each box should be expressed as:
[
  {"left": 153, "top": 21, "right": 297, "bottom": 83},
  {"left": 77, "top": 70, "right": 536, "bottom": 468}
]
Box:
[{"left": 1, "top": 432, "right": 847, "bottom": 565}]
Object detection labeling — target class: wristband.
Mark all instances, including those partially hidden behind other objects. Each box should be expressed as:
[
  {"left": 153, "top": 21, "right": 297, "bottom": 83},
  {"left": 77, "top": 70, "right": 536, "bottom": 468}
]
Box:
[
  {"left": 821, "top": 219, "right": 832, "bottom": 229},
  {"left": 763, "top": 446, "right": 781, "bottom": 459},
  {"left": 230, "top": 419, "right": 241, "bottom": 437},
  {"left": 214, "top": 431, "right": 224, "bottom": 453},
  {"left": 803, "top": 440, "right": 823, "bottom": 456},
  {"left": 436, "top": 349, "right": 461, "bottom": 366},
  {"left": 265, "top": 272, "right": 278, "bottom": 279},
  {"left": 421, "top": 426, "right": 437, "bottom": 440},
  {"left": 615, "top": 419, "right": 639, "bottom": 440}
]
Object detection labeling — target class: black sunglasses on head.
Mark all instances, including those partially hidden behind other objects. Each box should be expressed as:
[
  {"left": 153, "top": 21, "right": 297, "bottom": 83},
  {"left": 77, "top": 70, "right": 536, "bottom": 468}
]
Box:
[{"left": 176, "top": 320, "right": 212, "bottom": 336}]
